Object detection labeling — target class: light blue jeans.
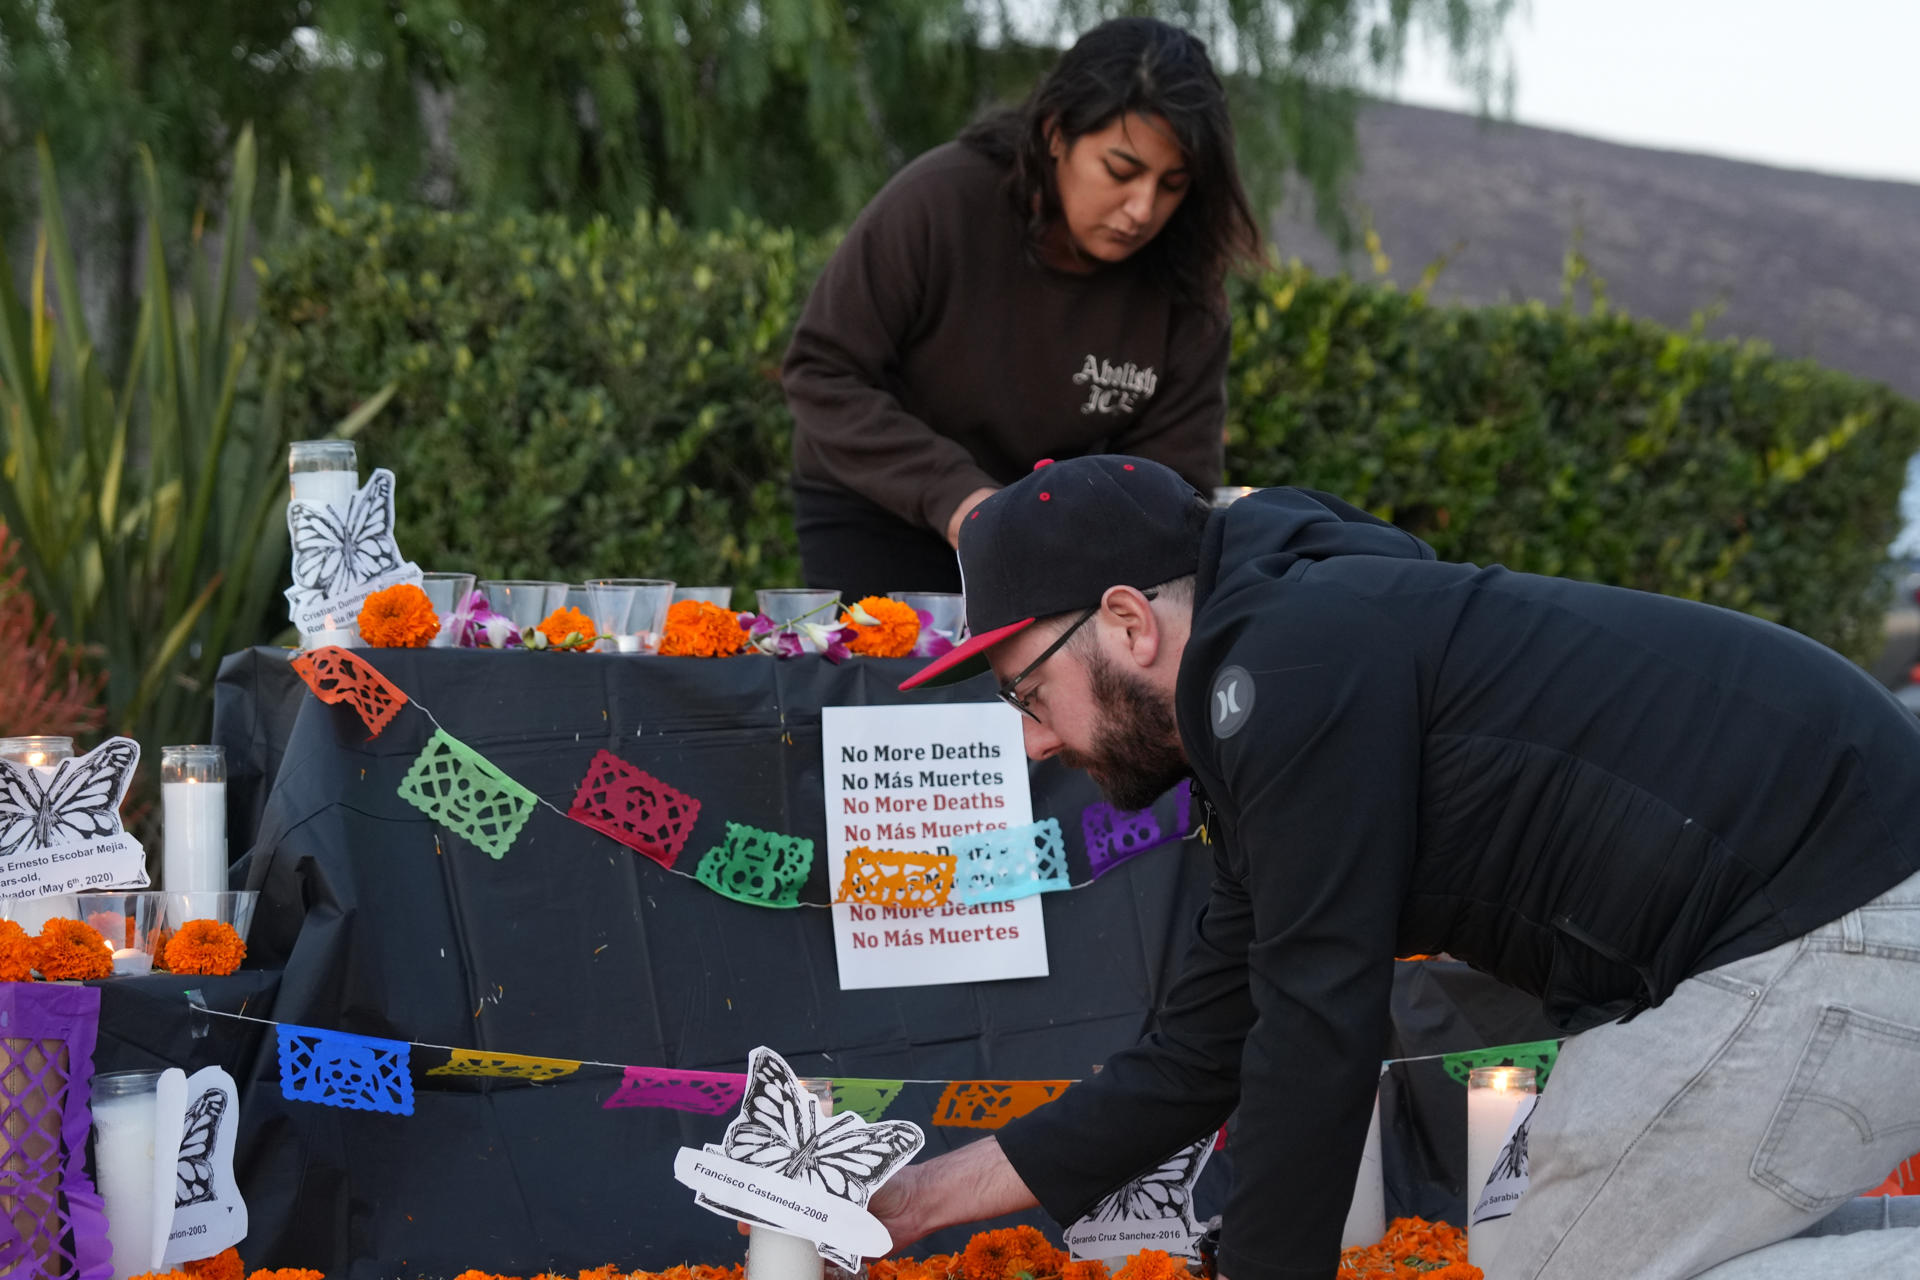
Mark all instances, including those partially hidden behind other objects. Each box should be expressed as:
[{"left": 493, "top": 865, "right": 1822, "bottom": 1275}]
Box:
[{"left": 1488, "top": 867, "right": 1920, "bottom": 1279}]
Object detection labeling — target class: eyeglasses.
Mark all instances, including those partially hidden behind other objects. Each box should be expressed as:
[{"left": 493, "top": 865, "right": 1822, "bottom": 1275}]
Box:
[{"left": 995, "top": 591, "right": 1155, "bottom": 722}]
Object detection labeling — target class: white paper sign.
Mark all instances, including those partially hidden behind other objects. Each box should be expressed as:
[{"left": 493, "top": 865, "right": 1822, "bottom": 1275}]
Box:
[
  {"left": 1065, "top": 1134, "right": 1213, "bottom": 1261},
  {"left": 1471, "top": 1094, "right": 1536, "bottom": 1227},
  {"left": 0, "top": 737, "right": 148, "bottom": 897},
  {"left": 159, "top": 1066, "right": 248, "bottom": 1265},
  {"left": 822, "top": 703, "right": 1046, "bottom": 989}
]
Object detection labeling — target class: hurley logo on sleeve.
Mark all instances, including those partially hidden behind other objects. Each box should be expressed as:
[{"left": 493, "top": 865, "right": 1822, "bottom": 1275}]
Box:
[{"left": 1074, "top": 354, "right": 1159, "bottom": 416}]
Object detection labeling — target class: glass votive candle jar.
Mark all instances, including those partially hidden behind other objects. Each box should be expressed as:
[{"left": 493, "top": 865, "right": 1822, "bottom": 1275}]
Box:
[
  {"left": 672, "top": 586, "right": 733, "bottom": 609},
  {"left": 161, "top": 746, "right": 228, "bottom": 896},
  {"left": 587, "top": 579, "right": 676, "bottom": 653},
  {"left": 0, "top": 735, "right": 75, "bottom": 771},
  {"left": 419, "top": 572, "right": 478, "bottom": 647},
  {"left": 288, "top": 440, "right": 359, "bottom": 510},
  {"left": 93, "top": 1069, "right": 167, "bottom": 1280},
  {"left": 77, "top": 891, "right": 169, "bottom": 976}
]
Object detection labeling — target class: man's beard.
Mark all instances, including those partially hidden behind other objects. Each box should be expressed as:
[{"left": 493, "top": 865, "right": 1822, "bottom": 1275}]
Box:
[{"left": 1058, "top": 648, "right": 1191, "bottom": 811}]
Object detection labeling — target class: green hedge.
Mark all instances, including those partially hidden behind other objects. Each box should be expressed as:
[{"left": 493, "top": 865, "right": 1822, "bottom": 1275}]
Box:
[{"left": 262, "top": 190, "right": 1920, "bottom": 663}]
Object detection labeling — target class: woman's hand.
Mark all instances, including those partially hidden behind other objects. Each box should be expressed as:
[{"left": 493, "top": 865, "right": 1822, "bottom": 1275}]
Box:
[{"left": 946, "top": 487, "right": 999, "bottom": 549}]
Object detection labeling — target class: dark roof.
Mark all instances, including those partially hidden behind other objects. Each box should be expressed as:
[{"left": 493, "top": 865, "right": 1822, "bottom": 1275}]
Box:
[{"left": 1268, "top": 101, "right": 1920, "bottom": 401}]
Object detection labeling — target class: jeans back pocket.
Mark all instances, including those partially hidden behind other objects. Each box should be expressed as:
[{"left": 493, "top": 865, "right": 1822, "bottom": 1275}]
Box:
[{"left": 1751, "top": 1005, "right": 1920, "bottom": 1213}]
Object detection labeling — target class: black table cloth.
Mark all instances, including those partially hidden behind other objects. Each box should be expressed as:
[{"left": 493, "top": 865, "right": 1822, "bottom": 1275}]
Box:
[{"left": 199, "top": 646, "right": 1552, "bottom": 1276}]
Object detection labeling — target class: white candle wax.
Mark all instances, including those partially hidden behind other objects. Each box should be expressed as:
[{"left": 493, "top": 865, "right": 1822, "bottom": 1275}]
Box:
[
  {"left": 113, "top": 948, "right": 154, "bottom": 976},
  {"left": 290, "top": 469, "right": 357, "bottom": 511},
  {"left": 1467, "top": 1069, "right": 1533, "bottom": 1268},
  {"left": 93, "top": 1090, "right": 160, "bottom": 1280},
  {"left": 162, "top": 779, "right": 227, "bottom": 894},
  {"left": 746, "top": 1226, "right": 823, "bottom": 1280},
  {"left": 1340, "top": 1087, "right": 1387, "bottom": 1249},
  {"left": 612, "top": 634, "right": 641, "bottom": 652}
]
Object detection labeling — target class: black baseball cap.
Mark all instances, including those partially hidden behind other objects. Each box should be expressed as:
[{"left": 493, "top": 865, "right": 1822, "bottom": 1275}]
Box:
[{"left": 900, "top": 455, "right": 1211, "bottom": 690}]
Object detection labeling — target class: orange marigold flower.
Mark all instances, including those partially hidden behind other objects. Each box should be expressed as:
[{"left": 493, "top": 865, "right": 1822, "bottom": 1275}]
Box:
[
  {"left": 128, "top": 1271, "right": 188, "bottom": 1280},
  {"left": 246, "top": 1270, "right": 326, "bottom": 1280},
  {"left": 182, "top": 1248, "right": 245, "bottom": 1280},
  {"left": 1338, "top": 1216, "right": 1474, "bottom": 1279},
  {"left": 843, "top": 595, "right": 922, "bottom": 658},
  {"left": 960, "top": 1226, "right": 1059, "bottom": 1280},
  {"left": 35, "top": 917, "right": 112, "bottom": 980},
  {"left": 1111, "top": 1251, "right": 1189, "bottom": 1280},
  {"left": 163, "top": 919, "right": 247, "bottom": 976},
  {"left": 358, "top": 583, "right": 440, "bottom": 648},
  {"left": 658, "top": 600, "right": 746, "bottom": 658},
  {"left": 1062, "top": 1263, "right": 1110, "bottom": 1280},
  {"left": 0, "top": 919, "right": 38, "bottom": 982},
  {"left": 447, "top": 1272, "right": 521, "bottom": 1280},
  {"left": 535, "top": 606, "right": 598, "bottom": 652}
]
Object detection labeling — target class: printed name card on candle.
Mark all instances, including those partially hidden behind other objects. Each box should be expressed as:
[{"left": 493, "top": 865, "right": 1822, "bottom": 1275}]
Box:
[
  {"left": 284, "top": 467, "right": 423, "bottom": 644},
  {"left": 675, "top": 1046, "right": 924, "bottom": 1272},
  {"left": 0, "top": 737, "right": 147, "bottom": 897},
  {"left": 820, "top": 703, "right": 1045, "bottom": 989},
  {"left": 160, "top": 1066, "right": 248, "bottom": 1266},
  {"left": 1064, "top": 1134, "right": 1213, "bottom": 1262}
]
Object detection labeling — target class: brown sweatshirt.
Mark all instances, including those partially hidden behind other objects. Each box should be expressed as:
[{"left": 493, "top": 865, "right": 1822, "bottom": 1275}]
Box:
[{"left": 783, "top": 142, "right": 1227, "bottom": 534}]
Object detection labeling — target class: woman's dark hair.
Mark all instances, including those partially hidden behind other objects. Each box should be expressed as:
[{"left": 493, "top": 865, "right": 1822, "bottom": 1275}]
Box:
[{"left": 959, "top": 18, "right": 1260, "bottom": 312}]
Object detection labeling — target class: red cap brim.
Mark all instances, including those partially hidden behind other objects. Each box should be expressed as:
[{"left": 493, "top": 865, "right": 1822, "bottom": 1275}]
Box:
[{"left": 897, "top": 618, "right": 1036, "bottom": 691}]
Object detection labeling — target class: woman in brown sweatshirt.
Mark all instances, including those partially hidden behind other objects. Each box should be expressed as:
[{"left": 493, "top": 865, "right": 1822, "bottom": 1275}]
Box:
[{"left": 782, "top": 18, "right": 1259, "bottom": 600}]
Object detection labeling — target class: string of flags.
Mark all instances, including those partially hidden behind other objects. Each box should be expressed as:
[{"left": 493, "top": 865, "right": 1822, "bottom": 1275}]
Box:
[
  {"left": 288, "top": 646, "right": 1193, "bottom": 908},
  {"left": 195, "top": 998, "right": 1561, "bottom": 1124}
]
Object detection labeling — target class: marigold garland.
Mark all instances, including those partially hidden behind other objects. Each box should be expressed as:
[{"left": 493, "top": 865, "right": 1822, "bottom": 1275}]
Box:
[
  {"left": 34, "top": 916, "right": 113, "bottom": 980},
  {"left": 1111, "top": 1252, "right": 1187, "bottom": 1280},
  {"left": 961, "top": 1226, "right": 1063, "bottom": 1280},
  {"left": 0, "top": 919, "right": 37, "bottom": 981},
  {"left": 1338, "top": 1216, "right": 1478, "bottom": 1279},
  {"left": 114, "top": 1218, "right": 1474, "bottom": 1280},
  {"left": 535, "top": 607, "right": 598, "bottom": 652},
  {"left": 658, "top": 599, "right": 746, "bottom": 657},
  {"left": 358, "top": 583, "right": 440, "bottom": 648},
  {"left": 163, "top": 918, "right": 247, "bottom": 976},
  {"left": 843, "top": 595, "right": 923, "bottom": 658},
  {"left": 185, "top": 1248, "right": 245, "bottom": 1280}
]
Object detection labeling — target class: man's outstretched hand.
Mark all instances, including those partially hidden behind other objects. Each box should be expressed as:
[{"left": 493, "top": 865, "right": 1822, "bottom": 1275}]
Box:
[
  {"left": 867, "top": 1136, "right": 1039, "bottom": 1251},
  {"left": 736, "top": 1136, "right": 1039, "bottom": 1254}
]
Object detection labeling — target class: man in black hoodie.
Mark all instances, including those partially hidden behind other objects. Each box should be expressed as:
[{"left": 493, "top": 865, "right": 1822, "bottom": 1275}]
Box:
[{"left": 888, "top": 455, "right": 1920, "bottom": 1280}]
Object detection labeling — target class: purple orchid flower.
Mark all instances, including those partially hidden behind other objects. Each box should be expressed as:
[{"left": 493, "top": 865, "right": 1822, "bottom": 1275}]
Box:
[
  {"left": 457, "top": 589, "right": 522, "bottom": 648},
  {"left": 911, "top": 607, "right": 958, "bottom": 658}
]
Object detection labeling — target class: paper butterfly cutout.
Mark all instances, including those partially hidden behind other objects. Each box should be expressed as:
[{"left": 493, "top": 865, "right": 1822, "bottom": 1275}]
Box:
[
  {"left": 695, "top": 1047, "right": 924, "bottom": 1271},
  {"left": 290, "top": 646, "right": 410, "bottom": 738},
  {"left": 566, "top": 750, "right": 702, "bottom": 870},
  {"left": 175, "top": 1088, "right": 226, "bottom": 1207},
  {"left": 931, "top": 1080, "right": 1073, "bottom": 1129},
  {"left": 1091, "top": 1134, "right": 1212, "bottom": 1223},
  {"left": 837, "top": 847, "right": 955, "bottom": 909},
  {"left": 286, "top": 468, "right": 405, "bottom": 606},
  {"left": 0, "top": 736, "right": 139, "bottom": 857}
]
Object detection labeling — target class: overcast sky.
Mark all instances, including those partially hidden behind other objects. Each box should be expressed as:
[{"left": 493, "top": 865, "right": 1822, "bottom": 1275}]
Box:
[
  {"left": 1387, "top": 0, "right": 1920, "bottom": 556},
  {"left": 1387, "top": 0, "right": 1920, "bottom": 186}
]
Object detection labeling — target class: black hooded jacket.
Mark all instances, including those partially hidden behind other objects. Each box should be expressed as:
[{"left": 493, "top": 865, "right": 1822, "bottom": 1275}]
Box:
[{"left": 996, "top": 488, "right": 1920, "bottom": 1280}]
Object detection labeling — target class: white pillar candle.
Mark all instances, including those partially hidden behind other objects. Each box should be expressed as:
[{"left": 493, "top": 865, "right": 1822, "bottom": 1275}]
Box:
[
  {"left": 1467, "top": 1066, "right": 1537, "bottom": 1269},
  {"left": 1340, "top": 1086, "right": 1387, "bottom": 1249},
  {"left": 746, "top": 1082, "right": 829, "bottom": 1280},
  {"left": 612, "top": 634, "right": 641, "bottom": 653},
  {"left": 161, "top": 780, "right": 227, "bottom": 895},
  {"left": 93, "top": 1074, "right": 162, "bottom": 1280},
  {"left": 289, "top": 468, "right": 357, "bottom": 512}
]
